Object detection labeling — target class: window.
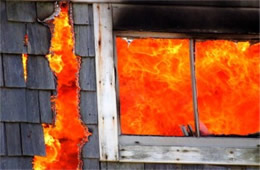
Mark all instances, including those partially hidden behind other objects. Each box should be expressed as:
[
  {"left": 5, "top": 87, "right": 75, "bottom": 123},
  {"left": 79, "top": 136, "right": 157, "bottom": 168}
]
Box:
[
  {"left": 117, "top": 37, "right": 259, "bottom": 137},
  {"left": 93, "top": 4, "right": 259, "bottom": 165}
]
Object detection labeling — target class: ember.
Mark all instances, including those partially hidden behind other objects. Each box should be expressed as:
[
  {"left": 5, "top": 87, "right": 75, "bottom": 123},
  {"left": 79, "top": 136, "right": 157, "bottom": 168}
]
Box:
[
  {"left": 117, "top": 38, "right": 260, "bottom": 136},
  {"left": 33, "top": 3, "right": 89, "bottom": 169}
]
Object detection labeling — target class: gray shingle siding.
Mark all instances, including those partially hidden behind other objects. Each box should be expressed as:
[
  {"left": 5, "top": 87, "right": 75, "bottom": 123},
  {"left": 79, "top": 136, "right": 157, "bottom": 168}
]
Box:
[
  {"left": 6, "top": 1, "right": 36, "bottom": 23},
  {"left": 3, "top": 54, "right": 26, "bottom": 88},
  {"left": 27, "top": 55, "right": 55, "bottom": 90},
  {"left": 27, "top": 23, "right": 51, "bottom": 55},
  {"left": 0, "top": 1, "right": 54, "bottom": 168},
  {"left": 79, "top": 57, "right": 96, "bottom": 91}
]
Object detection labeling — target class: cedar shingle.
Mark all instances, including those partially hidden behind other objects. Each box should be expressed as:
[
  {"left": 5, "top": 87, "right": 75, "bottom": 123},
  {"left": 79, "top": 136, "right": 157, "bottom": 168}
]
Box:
[
  {"left": 82, "top": 125, "right": 99, "bottom": 158},
  {"left": 6, "top": 1, "right": 36, "bottom": 22},
  {"left": 27, "top": 23, "right": 51, "bottom": 55},
  {"left": 36, "top": 2, "right": 54, "bottom": 20},
  {"left": 2, "top": 54, "right": 26, "bottom": 88},
  {"left": 26, "top": 90, "right": 40, "bottom": 123},
  {"left": 39, "top": 90, "right": 53, "bottom": 123},
  {"left": 145, "top": 163, "right": 181, "bottom": 170},
  {"left": 0, "top": 54, "right": 3, "bottom": 87},
  {"left": 80, "top": 58, "right": 96, "bottom": 91},
  {"left": 88, "top": 5, "right": 95, "bottom": 57},
  {"left": 0, "top": 123, "right": 6, "bottom": 156},
  {"left": 106, "top": 162, "right": 144, "bottom": 170},
  {"left": 5, "top": 123, "right": 22, "bottom": 156},
  {"left": 73, "top": 3, "right": 89, "bottom": 25},
  {"left": 21, "top": 123, "right": 46, "bottom": 156},
  {"left": 83, "top": 159, "right": 100, "bottom": 170},
  {"left": 27, "top": 55, "right": 55, "bottom": 90},
  {"left": 0, "top": 157, "right": 33, "bottom": 169},
  {"left": 75, "top": 25, "right": 95, "bottom": 57},
  {"left": 87, "top": 24, "right": 95, "bottom": 57},
  {"left": 80, "top": 91, "right": 98, "bottom": 124},
  {"left": 0, "top": 88, "right": 27, "bottom": 122},
  {"left": 75, "top": 25, "right": 89, "bottom": 57},
  {"left": 0, "top": 16, "right": 26, "bottom": 54}
]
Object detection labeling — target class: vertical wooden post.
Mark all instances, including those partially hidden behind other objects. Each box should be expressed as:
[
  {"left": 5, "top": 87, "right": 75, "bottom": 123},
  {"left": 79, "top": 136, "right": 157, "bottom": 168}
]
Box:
[{"left": 93, "top": 3, "right": 119, "bottom": 161}]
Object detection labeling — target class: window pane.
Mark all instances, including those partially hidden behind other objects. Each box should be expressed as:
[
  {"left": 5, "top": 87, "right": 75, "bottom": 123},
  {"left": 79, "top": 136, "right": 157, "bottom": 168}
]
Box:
[
  {"left": 116, "top": 37, "right": 193, "bottom": 136},
  {"left": 196, "top": 40, "right": 260, "bottom": 135}
]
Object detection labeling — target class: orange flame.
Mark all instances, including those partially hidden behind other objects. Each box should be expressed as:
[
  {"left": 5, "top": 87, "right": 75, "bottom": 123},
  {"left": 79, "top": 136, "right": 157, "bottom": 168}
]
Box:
[
  {"left": 22, "top": 53, "right": 28, "bottom": 81},
  {"left": 117, "top": 38, "right": 193, "bottom": 136},
  {"left": 117, "top": 38, "right": 260, "bottom": 136},
  {"left": 33, "top": 3, "right": 90, "bottom": 169},
  {"left": 196, "top": 40, "right": 260, "bottom": 135},
  {"left": 22, "top": 34, "right": 28, "bottom": 81}
]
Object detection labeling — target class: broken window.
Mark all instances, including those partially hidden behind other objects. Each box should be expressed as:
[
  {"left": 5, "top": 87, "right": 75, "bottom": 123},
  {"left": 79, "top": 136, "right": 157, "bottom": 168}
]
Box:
[{"left": 116, "top": 37, "right": 260, "bottom": 137}]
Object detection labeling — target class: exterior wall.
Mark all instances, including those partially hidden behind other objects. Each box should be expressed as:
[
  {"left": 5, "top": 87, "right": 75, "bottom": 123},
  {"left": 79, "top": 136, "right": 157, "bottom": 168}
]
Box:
[{"left": 0, "top": 0, "right": 259, "bottom": 169}]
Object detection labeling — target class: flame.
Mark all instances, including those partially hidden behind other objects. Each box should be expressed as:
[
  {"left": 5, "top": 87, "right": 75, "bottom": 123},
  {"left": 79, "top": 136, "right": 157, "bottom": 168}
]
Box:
[
  {"left": 33, "top": 3, "right": 90, "bottom": 169},
  {"left": 117, "top": 38, "right": 193, "bottom": 136},
  {"left": 22, "top": 53, "right": 28, "bottom": 81},
  {"left": 117, "top": 38, "right": 259, "bottom": 136},
  {"left": 196, "top": 40, "right": 260, "bottom": 135},
  {"left": 22, "top": 34, "right": 28, "bottom": 81}
]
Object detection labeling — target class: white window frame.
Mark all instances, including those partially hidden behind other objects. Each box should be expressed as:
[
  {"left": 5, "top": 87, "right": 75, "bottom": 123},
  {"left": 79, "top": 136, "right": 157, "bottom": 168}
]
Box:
[{"left": 93, "top": 3, "right": 259, "bottom": 165}]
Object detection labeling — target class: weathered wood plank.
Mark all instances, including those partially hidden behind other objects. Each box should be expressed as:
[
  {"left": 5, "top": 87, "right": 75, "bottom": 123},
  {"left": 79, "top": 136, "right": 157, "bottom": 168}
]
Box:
[
  {"left": 83, "top": 158, "right": 100, "bottom": 170},
  {"left": 39, "top": 90, "right": 53, "bottom": 123},
  {"left": 0, "top": 54, "right": 4, "bottom": 87},
  {"left": 36, "top": 2, "right": 54, "bottom": 20},
  {"left": 145, "top": 163, "right": 181, "bottom": 170},
  {"left": 80, "top": 58, "right": 96, "bottom": 91},
  {"left": 20, "top": 123, "right": 46, "bottom": 156},
  {"left": 107, "top": 162, "right": 145, "bottom": 170},
  {"left": 0, "top": 157, "right": 33, "bottom": 169},
  {"left": 0, "top": 122, "right": 6, "bottom": 156},
  {"left": 6, "top": 1, "right": 36, "bottom": 22},
  {"left": 80, "top": 91, "right": 98, "bottom": 124},
  {"left": 93, "top": 3, "right": 119, "bottom": 161},
  {"left": 5, "top": 123, "right": 22, "bottom": 156},
  {"left": 2, "top": 54, "right": 26, "bottom": 88},
  {"left": 0, "top": 88, "right": 27, "bottom": 122},
  {"left": 119, "top": 136, "right": 259, "bottom": 148},
  {"left": 26, "top": 89, "right": 40, "bottom": 123},
  {"left": 27, "top": 23, "right": 51, "bottom": 55},
  {"left": 27, "top": 55, "right": 55, "bottom": 90},
  {"left": 119, "top": 145, "right": 259, "bottom": 166},
  {"left": 112, "top": 4, "right": 259, "bottom": 34},
  {"left": 73, "top": 3, "right": 89, "bottom": 25},
  {"left": 83, "top": 125, "right": 99, "bottom": 158}
]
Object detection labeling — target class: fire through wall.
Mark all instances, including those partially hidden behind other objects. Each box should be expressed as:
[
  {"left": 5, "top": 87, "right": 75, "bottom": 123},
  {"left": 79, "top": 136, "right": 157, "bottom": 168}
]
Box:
[
  {"left": 33, "top": 2, "right": 90, "bottom": 169},
  {"left": 117, "top": 37, "right": 260, "bottom": 136}
]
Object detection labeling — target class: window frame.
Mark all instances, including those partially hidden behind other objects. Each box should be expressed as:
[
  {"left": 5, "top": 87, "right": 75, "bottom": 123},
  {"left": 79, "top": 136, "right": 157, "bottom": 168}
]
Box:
[{"left": 93, "top": 3, "right": 259, "bottom": 165}]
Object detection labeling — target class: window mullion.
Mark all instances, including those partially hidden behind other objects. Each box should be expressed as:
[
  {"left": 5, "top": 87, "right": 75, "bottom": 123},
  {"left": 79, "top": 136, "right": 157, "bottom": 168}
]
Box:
[{"left": 189, "top": 39, "right": 200, "bottom": 137}]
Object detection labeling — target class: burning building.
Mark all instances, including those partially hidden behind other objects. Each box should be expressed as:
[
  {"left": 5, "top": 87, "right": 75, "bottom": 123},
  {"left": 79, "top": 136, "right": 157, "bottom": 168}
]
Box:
[{"left": 0, "top": 0, "right": 259, "bottom": 170}]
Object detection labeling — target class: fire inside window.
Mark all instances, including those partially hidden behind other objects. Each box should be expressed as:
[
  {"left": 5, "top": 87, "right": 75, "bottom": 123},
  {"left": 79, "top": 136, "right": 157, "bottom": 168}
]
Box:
[{"left": 116, "top": 37, "right": 260, "bottom": 137}]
